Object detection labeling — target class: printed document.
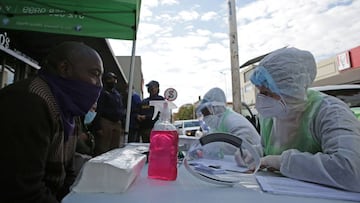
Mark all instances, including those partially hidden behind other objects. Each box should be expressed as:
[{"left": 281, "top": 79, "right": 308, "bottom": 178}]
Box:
[{"left": 256, "top": 175, "right": 360, "bottom": 202}]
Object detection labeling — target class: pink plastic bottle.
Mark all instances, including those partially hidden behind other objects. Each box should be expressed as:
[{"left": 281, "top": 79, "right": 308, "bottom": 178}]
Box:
[{"left": 148, "top": 101, "right": 179, "bottom": 181}]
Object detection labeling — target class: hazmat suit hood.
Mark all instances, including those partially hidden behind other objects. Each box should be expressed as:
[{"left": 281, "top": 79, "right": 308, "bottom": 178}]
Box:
[
  {"left": 251, "top": 47, "right": 317, "bottom": 101},
  {"left": 196, "top": 87, "right": 227, "bottom": 117},
  {"left": 195, "top": 87, "right": 227, "bottom": 131},
  {"left": 251, "top": 47, "right": 318, "bottom": 149}
]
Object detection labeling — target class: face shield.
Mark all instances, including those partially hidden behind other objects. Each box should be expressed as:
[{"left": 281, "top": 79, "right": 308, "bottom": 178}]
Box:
[
  {"left": 183, "top": 133, "right": 261, "bottom": 186},
  {"left": 196, "top": 101, "right": 226, "bottom": 118},
  {"left": 195, "top": 101, "right": 226, "bottom": 130}
]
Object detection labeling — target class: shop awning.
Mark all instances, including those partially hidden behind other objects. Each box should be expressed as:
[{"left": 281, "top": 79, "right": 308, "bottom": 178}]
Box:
[{"left": 0, "top": 0, "right": 141, "bottom": 40}]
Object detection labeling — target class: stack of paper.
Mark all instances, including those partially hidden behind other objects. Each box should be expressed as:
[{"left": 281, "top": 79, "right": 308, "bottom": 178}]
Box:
[{"left": 256, "top": 175, "right": 360, "bottom": 202}]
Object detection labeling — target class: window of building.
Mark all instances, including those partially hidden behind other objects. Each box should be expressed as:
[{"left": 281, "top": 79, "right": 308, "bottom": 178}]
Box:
[{"left": 244, "top": 69, "right": 254, "bottom": 82}]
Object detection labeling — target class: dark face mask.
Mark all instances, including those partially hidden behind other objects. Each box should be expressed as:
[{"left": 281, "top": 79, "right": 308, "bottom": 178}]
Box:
[
  {"left": 105, "top": 82, "right": 116, "bottom": 90},
  {"left": 38, "top": 69, "right": 102, "bottom": 141},
  {"left": 147, "top": 86, "right": 158, "bottom": 95}
]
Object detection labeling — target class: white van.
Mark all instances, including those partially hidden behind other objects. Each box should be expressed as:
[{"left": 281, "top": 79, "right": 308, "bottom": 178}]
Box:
[
  {"left": 173, "top": 119, "right": 203, "bottom": 137},
  {"left": 310, "top": 84, "right": 360, "bottom": 120}
]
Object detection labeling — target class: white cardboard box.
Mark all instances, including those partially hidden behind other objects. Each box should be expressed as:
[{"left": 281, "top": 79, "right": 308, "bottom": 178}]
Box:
[{"left": 71, "top": 147, "right": 146, "bottom": 193}]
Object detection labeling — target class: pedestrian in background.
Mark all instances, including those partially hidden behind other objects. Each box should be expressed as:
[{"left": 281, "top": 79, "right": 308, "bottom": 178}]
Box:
[
  {"left": 76, "top": 103, "right": 97, "bottom": 156},
  {"left": 93, "top": 72, "right": 126, "bottom": 155},
  {"left": 126, "top": 85, "right": 142, "bottom": 142},
  {"left": 137, "top": 80, "right": 165, "bottom": 143},
  {"left": 74, "top": 103, "right": 97, "bottom": 175}
]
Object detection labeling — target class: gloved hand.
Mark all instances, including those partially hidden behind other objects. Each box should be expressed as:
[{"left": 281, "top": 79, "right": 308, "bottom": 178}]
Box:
[
  {"left": 260, "top": 155, "right": 281, "bottom": 171},
  {"left": 234, "top": 148, "right": 255, "bottom": 171}
]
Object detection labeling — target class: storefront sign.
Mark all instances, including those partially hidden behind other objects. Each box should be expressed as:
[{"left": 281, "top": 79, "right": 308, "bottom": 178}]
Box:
[
  {"left": 336, "top": 51, "right": 351, "bottom": 71},
  {"left": 0, "top": 31, "right": 40, "bottom": 69},
  {"left": 0, "top": 31, "right": 10, "bottom": 48}
]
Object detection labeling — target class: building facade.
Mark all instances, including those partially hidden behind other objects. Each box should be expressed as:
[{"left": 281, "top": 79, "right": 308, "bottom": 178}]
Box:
[
  {"left": 0, "top": 30, "right": 39, "bottom": 88},
  {"left": 116, "top": 56, "right": 144, "bottom": 99}
]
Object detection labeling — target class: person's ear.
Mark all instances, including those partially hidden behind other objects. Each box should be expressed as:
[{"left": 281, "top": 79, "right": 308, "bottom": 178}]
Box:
[{"left": 57, "top": 60, "right": 71, "bottom": 77}]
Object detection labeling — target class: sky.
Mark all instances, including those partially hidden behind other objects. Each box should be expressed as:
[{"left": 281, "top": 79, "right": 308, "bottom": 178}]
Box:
[{"left": 109, "top": 0, "right": 360, "bottom": 110}]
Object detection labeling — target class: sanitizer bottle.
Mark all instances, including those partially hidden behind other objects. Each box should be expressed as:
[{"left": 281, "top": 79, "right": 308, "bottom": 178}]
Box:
[{"left": 148, "top": 100, "right": 179, "bottom": 181}]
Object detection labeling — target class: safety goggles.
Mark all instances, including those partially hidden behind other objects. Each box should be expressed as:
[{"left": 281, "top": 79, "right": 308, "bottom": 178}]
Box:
[
  {"left": 196, "top": 101, "right": 226, "bottom": 119},
  {"left": 184, "top": 132, "right": 261, "bottom": 186}
]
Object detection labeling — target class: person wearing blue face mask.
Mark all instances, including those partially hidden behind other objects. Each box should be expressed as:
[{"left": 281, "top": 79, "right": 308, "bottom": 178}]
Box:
[
  {"left": 84, "top": 104, "right": 97, "bottom": 125},
  {"left": 0, "top": 41, "right": 103, "bottom": 203},
  {"left": 74, "top": 103, "right": 97, "bottom": 175},
  {"left": 76, "top": 103, "right": 97, "bottom": 156},
  {"left": 250, "top": 47, "right": 360, "bottom": 192}
]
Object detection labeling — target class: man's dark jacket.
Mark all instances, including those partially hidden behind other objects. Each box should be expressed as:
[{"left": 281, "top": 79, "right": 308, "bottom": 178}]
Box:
[
  {"left": 138, "top": 95, "right": 165, "bottom": 129},
  {"left": 0, "top": 76, "right": 78, "bottom": 203}
]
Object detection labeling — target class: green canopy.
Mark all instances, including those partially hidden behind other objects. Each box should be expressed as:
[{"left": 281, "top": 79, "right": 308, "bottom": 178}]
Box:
[
  {"left": 0, "top": 0, "right": 141, "bottom": 40},
  {"left": 0, "top": 0, "right": 142, "bottom": 142}
]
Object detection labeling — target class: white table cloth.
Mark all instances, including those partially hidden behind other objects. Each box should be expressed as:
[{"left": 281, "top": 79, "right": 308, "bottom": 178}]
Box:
[{"left": 63, "top": 156, "right": 351, "bottom": 203}]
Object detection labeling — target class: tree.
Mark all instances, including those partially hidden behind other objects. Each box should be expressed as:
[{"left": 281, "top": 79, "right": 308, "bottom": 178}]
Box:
[{"left": 173, "top": 104, "right": 194, "bottom": 120}]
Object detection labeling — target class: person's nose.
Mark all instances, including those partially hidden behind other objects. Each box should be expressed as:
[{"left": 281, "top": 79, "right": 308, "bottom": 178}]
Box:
[{"left": 96, "top": 78, "right": 103, "bottom": 87}]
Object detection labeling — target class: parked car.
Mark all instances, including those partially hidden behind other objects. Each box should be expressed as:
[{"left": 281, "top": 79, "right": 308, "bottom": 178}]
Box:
[
  {"left": 311, "top": 84, "right": 360, "bottom": 120},
  {"left": 173, "top": 119, "right": 203, "bottom": 137}
]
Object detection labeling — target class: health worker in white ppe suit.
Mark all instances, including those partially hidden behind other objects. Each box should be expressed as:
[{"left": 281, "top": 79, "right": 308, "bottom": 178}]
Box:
[
  {"left": 195, "top": 87, "right": 263, "bottom": 159},
  {"left": 250, "top": 47, "right": 360, "bottom": 192}
]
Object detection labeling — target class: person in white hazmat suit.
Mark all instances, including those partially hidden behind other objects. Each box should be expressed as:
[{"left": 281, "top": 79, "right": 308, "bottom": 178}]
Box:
[
  {"left": 250, "top": 47, "right": 360, "bottom": 192},
  {"left": 195, "top": 88, "right": 263, "bottom": 161}
]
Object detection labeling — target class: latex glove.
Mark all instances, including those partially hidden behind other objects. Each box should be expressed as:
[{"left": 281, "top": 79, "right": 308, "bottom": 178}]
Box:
[
  {"left": 234, "top": 148, "right": 255, "bottom": 171},
  {"left": 260, "top": 155, "right": 281, "bottom": 171}
]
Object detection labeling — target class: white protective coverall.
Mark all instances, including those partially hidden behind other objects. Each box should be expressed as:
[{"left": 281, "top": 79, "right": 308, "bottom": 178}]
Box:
[
  {"left": 251, "top": 47, "right": 360, "bottom": 192},
  {"left": 196, "top": 87, "right": 263, "bottom": 157}
]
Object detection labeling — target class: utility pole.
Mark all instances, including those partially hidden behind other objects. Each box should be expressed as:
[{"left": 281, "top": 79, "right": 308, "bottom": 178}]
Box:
[
  {"left": 219, "top": 71, "right": 228, "bottom": 98},
  {"left": 227, "top": 0, "right": 242, "bottom": 113}
]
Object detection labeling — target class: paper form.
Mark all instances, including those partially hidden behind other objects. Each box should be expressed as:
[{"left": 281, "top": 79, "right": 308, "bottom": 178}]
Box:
[{"left": 256, "top": 175, "right": 360, "bottom": 202}]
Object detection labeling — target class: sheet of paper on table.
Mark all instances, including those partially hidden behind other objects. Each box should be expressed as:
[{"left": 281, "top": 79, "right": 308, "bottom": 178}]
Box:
[
  {"left": 188, "top": 155, "right": 249, "bottom": 174},
  {"left": 256, "top": 175, "right": 360, "bottom": 202}
]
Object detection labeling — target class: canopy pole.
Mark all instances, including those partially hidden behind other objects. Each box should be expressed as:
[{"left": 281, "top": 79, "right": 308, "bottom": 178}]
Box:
[{"left": 124, "top": 38, "right": 137, "bottom": 146}]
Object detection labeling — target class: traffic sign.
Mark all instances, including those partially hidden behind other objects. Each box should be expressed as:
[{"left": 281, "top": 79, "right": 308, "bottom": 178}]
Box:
[{"left": 164, "top": 88, "right": 177, "bottom": 101}]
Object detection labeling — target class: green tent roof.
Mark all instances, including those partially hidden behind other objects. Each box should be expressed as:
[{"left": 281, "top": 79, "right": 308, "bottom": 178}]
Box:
[{"left": 0, "top": 0, "right": 141, "bottom": 40}]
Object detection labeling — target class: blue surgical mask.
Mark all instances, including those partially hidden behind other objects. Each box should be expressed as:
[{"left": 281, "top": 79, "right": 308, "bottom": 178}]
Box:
[{"left": 84, "top": 111, "right": 97, "bottom": 125}]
